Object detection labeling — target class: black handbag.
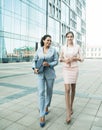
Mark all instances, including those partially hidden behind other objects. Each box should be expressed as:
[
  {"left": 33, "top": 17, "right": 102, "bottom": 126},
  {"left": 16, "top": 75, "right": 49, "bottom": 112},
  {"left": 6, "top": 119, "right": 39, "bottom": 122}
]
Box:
[{"left": 35, "top": 59, "right": 44, "bottom": 73}]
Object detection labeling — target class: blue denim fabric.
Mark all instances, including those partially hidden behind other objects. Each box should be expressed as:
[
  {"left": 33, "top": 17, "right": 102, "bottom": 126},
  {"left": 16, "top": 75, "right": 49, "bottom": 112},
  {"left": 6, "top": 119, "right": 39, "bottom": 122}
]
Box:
[{"left": 37, "top": 77, "right": 54, "bottom": 117}]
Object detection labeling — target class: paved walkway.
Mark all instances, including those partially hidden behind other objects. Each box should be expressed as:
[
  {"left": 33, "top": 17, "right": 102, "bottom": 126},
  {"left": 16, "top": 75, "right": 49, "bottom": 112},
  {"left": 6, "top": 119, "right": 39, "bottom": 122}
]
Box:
[{"left": 0, "top": 59, "right": 102, "bottom": 130}]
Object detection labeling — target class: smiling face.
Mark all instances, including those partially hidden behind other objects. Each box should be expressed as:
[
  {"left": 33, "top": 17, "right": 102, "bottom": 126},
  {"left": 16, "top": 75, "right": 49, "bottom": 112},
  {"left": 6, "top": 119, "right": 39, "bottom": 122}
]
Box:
[
  {"left": 43, "top": 37, "right": 52, "bottom": 48},
  {"left": 66, "top": 33, "right": 74, "bottom": 44}
]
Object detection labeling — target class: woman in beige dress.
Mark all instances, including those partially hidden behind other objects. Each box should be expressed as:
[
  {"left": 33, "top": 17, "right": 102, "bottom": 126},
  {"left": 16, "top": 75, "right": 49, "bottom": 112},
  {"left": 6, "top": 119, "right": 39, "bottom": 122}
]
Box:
[{"left": 59, "top": 31, "right": 84, "bottom": 123}]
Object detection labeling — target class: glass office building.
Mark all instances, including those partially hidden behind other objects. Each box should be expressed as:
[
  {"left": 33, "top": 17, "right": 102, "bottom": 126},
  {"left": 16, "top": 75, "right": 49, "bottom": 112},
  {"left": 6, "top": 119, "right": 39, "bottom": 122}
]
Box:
[{"left": 0, "top": 0, "right": 86, "bottom": 63}]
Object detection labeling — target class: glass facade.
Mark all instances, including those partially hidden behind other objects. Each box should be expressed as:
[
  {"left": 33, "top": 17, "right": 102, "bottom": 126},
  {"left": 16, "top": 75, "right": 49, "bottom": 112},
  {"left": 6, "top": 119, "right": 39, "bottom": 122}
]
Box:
[{"left": 0, "top": 0, "right": 86, "bottom": 63}]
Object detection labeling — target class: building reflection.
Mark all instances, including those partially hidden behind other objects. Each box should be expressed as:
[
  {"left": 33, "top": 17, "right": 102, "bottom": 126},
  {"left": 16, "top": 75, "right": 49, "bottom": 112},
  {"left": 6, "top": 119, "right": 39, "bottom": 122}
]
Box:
[{"left": 0, "top": 0, "right": 86, "bottom": 63}]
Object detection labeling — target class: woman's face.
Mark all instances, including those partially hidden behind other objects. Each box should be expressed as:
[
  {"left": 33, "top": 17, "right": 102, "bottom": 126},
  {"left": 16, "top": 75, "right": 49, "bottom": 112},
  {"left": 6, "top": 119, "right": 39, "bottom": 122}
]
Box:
[
  {"left": 43, "top": 37, "right": 52, "bottom": 48},
  {"left": 66, "top": 33, "right": 74, "bottom": 43}
]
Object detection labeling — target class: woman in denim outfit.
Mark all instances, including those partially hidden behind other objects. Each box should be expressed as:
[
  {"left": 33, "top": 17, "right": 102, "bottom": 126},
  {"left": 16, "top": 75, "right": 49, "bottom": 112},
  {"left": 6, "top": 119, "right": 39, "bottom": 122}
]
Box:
[{"left": 32, "top": 35, "right": 58, "bottom": 127}]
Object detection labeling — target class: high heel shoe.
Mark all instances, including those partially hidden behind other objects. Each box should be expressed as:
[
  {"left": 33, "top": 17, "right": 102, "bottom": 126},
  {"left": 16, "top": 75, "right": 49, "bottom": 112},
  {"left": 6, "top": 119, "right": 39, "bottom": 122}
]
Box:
[
  {"left": 66, "top": 119, "right": 71, "bottom": 124},
  {"left": 40, "top": 117, "right": 45, "bottom": 127},
  {"left": 71, "top": 110, "right": 73, "bottom": 115},
  {"left": 71, "top": 108, "right": 73, "bottom": 115},
  {"left": 66, "top": 117, "right": 71, "bottom": 124},
  {"left": 45, "top": 107, "right": 49, "bottom": 115}
]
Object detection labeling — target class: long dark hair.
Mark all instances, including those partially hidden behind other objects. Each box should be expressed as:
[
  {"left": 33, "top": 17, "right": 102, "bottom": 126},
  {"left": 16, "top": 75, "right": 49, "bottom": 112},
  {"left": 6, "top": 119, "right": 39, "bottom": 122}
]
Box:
[{"left": 40, "top": 34, "right": 51, "bottom": 47}]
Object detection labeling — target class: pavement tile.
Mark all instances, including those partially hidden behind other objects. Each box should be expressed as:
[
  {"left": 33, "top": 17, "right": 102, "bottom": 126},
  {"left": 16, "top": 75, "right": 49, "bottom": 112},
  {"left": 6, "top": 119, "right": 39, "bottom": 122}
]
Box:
[
  {"left": 4, "top": 123, "right": 31, "bottom": 130},
  {"left": 82, "top": 107, "right": 98, "bottom": 116},
  {"left": 5, "top": 112, "right": 25, "bottom": 122},
  {"left": 91, "top": 126, "right": 102, "bottom": 130},
  {"left": 76, "top": 113, "right": 95, "bottom": 122},
  {"left": 16, "top": 115, "right": 35, "bottom": 126},
  {"left": 0, "top": 109, "right": 14, "bottom": 118},
  {"left": 0, "top": 59, "right": 102, "bottom": 130},
  {"left": 93, "top": 117, "right": 102, "bottom": 127},
  {"left": 0, "top": 118, "right": 13, "bottom": 130}
]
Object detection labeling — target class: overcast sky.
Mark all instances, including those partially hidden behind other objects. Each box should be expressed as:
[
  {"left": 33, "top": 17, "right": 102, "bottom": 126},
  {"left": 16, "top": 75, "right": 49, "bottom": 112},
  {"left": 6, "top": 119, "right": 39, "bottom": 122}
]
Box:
[{"left": 86, "top": 0, "right": 102, "bottom": 47}]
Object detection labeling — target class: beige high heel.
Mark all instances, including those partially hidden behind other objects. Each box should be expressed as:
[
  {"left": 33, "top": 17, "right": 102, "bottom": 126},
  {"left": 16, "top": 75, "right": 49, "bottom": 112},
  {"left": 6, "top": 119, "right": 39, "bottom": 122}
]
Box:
[{"left": 66, "top": 117, "right": 71, "bottom": 124}]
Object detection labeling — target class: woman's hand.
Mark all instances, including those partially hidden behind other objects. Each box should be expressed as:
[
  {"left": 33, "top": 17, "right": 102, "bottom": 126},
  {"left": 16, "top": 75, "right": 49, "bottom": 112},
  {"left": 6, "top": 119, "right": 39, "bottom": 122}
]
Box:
[
  {"left": 71, "top": 56, "right": 81, "bottom": 62},
  {"left": 34, "top": 68, "right": 39, "bottom": 74},
  {"left": 60, "top": 56, "right": 81, "bottom": 64},
  {"left": 43, "top": 61, "right": 49, "bottom": 67},
  {"left": 71, "top": 56, "right": 77, "bottom": 61},
  {"left": 59, "top": 58, "right": 71, "bottom": 64},
  {"left": 65, "top": 58, "right": 71, "bottom": 64}
]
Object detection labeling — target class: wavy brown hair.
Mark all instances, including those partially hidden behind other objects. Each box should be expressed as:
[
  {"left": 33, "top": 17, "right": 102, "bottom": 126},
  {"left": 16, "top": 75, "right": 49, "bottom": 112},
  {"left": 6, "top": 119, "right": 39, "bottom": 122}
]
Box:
[{"left": 40, "top": 35, "right": 51, "bottom": 47}]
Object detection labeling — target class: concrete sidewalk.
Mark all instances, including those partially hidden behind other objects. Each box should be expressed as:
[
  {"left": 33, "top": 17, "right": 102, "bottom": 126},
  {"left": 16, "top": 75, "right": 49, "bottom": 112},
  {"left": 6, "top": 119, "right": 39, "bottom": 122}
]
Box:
[{"left": 0, "top": 59, "right": 102, "bottom": 130}]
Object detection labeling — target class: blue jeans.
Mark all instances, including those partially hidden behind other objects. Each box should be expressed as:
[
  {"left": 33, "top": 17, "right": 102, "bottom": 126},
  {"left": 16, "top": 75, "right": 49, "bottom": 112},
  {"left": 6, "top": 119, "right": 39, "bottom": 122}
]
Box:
[{"left": 37, "top": 77, "right": 54, "bottom": 117}]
